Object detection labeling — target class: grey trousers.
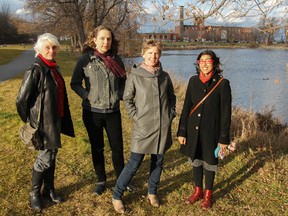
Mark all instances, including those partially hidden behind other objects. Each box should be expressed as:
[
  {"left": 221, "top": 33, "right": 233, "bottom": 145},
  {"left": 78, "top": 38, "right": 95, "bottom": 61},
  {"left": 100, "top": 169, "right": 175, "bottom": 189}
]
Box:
[
  {"left": 33, "top": 149, "right": 58, "bottom": 172},
  {"left": 33, "top": 118, "right": 61, "bottom": 172}
]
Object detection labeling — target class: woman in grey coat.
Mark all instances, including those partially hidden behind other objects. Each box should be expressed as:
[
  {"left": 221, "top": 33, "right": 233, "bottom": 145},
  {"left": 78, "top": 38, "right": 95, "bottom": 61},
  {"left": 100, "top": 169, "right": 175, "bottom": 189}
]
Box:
[{"left": 112, "top": 39, "right": 176, "bottom": 213}]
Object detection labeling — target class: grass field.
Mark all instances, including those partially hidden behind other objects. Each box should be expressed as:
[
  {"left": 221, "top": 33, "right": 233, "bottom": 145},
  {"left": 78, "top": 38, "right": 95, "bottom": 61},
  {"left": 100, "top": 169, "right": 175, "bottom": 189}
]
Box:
[{"left": 0, "top": 47, "right": 287, "bottom": 215}]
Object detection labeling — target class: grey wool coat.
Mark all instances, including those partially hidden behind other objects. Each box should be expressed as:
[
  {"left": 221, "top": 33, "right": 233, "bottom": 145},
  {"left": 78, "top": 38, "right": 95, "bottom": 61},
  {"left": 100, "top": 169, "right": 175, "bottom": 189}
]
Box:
[
  {"left": 177, "top": 73, "right": 231, "bottom": 165},
  {"left": 123, "top": 65, "right": 176, "bottom": 154}
]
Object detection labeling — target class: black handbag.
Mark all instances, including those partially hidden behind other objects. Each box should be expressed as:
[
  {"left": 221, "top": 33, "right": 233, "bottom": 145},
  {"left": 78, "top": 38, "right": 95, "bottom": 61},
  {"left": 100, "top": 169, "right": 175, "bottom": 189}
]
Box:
[{"left": 19, "top": 63, "right": 44, "bottom": 150}]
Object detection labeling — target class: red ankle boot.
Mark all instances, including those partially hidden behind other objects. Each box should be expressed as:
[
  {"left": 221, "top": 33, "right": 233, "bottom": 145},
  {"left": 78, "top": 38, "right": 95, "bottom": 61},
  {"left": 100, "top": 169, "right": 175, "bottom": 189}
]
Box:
[
  {"left": 202, "top": 189, "right": 213, "bottom": 210},
  {"left": 185, "top": 186, "right": 203, "bottom": 204}
]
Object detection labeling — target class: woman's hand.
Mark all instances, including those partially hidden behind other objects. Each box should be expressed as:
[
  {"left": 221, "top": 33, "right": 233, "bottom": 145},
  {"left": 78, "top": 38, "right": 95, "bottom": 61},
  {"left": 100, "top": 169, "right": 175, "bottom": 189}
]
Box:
[
  {"left": 178, "top": 136, "right": 186, "bottom": 145},
  {"left": 218, "top": 143, "right": 228, "bottom": 158}
]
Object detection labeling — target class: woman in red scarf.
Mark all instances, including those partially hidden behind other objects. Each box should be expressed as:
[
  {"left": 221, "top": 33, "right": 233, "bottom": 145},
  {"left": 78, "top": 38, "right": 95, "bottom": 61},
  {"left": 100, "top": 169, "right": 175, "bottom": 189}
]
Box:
[
  {"left": 16, "top": 33, "right": 75, "bottom": 212},
  {"left": 70, "top": 26, "right": 129, "bottom": 196},
  {"left": 177, "top": 50, "right": 232, "bottom": 210}
]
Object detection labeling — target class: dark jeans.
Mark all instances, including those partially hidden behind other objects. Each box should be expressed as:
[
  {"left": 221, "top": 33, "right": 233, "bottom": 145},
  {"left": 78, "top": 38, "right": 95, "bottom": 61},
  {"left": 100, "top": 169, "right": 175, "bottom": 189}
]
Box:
[
  {"left": 83, "top": 109, "right": 124, "bottom": 182},
  {"left": 113, "top": 152, "right": 164, "bottom": 200}
]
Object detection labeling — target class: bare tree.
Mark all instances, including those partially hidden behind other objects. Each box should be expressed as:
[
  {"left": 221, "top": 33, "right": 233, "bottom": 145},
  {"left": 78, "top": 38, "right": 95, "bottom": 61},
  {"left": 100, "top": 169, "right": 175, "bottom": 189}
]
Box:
[
  {"left": 25, "top": 0, "right": 142, "bottom": 50},
  {"left": 257, "top": 17, "right": 282, "bottom": 44},
  {"left": 251, "top": 0, "right": 287, "bottom": 45},
  {"left": 142, "top": 0, "right": 287, "bottom": 43}
]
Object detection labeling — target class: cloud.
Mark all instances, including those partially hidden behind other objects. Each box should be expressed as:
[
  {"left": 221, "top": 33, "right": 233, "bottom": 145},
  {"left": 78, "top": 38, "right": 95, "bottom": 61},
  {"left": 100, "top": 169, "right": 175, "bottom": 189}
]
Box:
[
  {"left": 15, "top": 8, "right": 27, "bottom": 15},
  {"left": 143, "top": 6, "right": 158, "bottom": 15}
]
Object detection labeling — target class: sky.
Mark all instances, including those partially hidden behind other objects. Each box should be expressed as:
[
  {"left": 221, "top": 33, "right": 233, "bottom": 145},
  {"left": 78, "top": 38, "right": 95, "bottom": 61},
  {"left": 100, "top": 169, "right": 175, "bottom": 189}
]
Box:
[
  {"left": 1, "top": 0, "right": 25, "bottom": 15},
  {"left": 141, "top": 0, "right": 287, "bottom": 32},
  {"left": 2, "top": 0, "right": 286, "bottom": 35},
  {"left": 139, "top": 0, "right": 260, "bottom": 32},
  {"left": 0, "top": 0, "right": 256, "bottom": 25}
]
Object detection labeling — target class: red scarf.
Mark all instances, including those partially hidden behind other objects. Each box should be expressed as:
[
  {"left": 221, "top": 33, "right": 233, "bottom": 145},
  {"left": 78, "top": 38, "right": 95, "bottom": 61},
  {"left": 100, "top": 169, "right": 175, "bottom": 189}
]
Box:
[
  {"left": 94, "top": 50, "right": 126, "bottom": 78},
  {"left": 39, "top": 54, "right": 65, "bottom": 117},
  {"left": 199, "top": 71, "right": 214, "bottom": 83}
]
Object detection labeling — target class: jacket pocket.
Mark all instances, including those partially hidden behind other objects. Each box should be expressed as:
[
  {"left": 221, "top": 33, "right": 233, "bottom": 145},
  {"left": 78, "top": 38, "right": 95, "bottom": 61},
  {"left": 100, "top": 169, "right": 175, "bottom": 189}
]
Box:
[{"left": 83, "top": 64, "right": 99, "bottom": 104}]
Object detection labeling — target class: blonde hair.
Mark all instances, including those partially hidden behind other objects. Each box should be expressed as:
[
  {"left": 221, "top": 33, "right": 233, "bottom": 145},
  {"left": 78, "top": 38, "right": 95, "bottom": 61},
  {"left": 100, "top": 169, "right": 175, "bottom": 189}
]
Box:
[
  {"left": 141, "top": 39, "right": 163, "bottom": 56},
  {"left": 33, "top": 33, "right": 61, "bottom": 57}
]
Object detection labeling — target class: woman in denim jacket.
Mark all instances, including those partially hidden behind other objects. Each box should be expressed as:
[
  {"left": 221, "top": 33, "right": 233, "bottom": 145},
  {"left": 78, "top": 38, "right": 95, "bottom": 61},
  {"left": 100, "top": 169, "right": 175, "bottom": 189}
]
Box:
[{"left": 70, "top": 25, "right": 126, "bottom": 195}]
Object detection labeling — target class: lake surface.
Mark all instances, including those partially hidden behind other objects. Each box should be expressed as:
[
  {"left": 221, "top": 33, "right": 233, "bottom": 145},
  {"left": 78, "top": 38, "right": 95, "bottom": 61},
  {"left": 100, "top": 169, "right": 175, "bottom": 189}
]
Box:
[{"left": 126, "top": 49, "right": 288, "bottom": 124}]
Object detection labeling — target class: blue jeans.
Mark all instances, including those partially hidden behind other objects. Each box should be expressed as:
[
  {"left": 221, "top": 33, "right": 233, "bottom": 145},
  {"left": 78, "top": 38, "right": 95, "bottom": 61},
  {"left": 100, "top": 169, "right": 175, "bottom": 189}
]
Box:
[{"left": 113, "top": 152, "right": 164, "bottom": 200}]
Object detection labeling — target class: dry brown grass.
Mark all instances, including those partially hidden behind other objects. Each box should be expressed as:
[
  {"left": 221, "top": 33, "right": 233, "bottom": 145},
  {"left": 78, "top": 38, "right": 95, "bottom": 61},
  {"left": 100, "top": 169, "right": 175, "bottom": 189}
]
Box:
[{"left": 0, "top": 50, "right": 287, "bottom": 216}]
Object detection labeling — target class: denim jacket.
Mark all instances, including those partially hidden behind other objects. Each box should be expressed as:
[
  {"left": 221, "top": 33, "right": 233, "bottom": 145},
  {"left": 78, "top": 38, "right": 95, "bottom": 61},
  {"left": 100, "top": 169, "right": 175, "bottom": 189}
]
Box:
[{"left": 70, "top": 51, "right": 126, "bottom": 112}]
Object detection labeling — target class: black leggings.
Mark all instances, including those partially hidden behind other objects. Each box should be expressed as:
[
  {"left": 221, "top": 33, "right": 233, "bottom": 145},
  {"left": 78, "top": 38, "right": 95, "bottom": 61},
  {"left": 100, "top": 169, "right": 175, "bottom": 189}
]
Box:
[
  {"left": 193, "top": 165, "right": 215, "bottom": 190},
  {"left": 83, "top": 109, "right": 124, "bottom": 182}
]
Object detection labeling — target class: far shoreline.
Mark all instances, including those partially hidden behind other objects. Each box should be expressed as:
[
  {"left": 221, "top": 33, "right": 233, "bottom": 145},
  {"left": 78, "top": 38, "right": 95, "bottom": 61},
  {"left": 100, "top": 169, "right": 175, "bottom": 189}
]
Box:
[
  {"left": 163, "top": 43, "right": 288, "bottom": 51},
  {"left": 122, "top": 42, "right": 288, "bottom": 57}
]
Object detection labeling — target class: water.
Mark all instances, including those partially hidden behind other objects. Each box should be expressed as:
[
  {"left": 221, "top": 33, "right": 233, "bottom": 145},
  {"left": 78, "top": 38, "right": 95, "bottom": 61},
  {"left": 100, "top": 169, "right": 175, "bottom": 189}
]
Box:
[{"left": 126, "top": 49, "right": 288, "bottom": 124}]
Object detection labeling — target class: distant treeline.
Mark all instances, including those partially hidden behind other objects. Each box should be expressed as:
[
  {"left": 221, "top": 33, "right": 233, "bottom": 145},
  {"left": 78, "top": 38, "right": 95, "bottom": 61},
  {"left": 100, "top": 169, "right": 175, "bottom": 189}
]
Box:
[{"left": 0, "top": 6, "right": 35, "bottom": 45}]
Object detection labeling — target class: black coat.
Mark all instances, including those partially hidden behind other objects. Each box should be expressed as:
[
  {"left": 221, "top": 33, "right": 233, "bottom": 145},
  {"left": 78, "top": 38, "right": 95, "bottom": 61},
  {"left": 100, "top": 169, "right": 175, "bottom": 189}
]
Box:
[
  {"left": 177, "top": 73, "right": 231, "bottom": 165},
  {"left": 16, "top": 57, "right": 75, "bottom": 149}
]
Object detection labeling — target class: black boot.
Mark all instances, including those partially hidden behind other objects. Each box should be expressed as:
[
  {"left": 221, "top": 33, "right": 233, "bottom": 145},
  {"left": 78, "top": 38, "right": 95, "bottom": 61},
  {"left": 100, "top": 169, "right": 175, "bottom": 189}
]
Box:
[
  {"left": 42, "top": 159, "right": 63, "bottom": 203},
  {"left": 30, "top": 169, "right": 44, "bottom": 212}
]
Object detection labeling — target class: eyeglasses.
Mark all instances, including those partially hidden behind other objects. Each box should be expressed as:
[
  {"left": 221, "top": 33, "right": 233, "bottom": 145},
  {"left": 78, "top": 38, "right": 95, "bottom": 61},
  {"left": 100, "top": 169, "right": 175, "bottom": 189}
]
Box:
[{"left": 197, "top": 59, "right": 214, "bottom": 65}]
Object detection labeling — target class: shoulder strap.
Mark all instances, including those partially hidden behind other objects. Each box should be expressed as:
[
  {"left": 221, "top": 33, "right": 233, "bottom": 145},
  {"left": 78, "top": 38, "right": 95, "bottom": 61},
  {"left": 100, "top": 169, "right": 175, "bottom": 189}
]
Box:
[{"left": 189, "top": 77, "right": 224, "bottom": 117}]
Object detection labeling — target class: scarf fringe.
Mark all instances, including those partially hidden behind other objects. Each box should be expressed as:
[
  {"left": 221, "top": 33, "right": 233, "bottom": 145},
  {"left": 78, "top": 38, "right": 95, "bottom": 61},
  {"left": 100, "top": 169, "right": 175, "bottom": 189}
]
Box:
[{"left": 94, "top": 50, "right": 126, "bottom": 78}]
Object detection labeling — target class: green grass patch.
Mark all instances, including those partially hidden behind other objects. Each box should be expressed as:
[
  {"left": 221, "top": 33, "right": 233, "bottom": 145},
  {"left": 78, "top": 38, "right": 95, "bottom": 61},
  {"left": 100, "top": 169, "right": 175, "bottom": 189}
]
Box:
[
  {"left": 0, "top": 49, "right": 25, "bottom": 65},
  {"left": 0, "top": 45, "right": 33, "bottom": 65}
]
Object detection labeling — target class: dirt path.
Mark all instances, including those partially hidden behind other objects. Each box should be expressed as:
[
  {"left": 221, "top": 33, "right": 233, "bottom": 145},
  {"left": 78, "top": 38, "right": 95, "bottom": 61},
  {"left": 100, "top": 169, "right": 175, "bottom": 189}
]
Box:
[{"left": 0, "top": 49, "right": 35, "bottom": 83}]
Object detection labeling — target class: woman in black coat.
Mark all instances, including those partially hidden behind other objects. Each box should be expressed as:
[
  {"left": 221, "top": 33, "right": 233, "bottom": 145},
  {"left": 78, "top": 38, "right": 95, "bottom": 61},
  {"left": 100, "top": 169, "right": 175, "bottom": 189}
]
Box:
[
  {"left": 177, "top": 50, "right": 231, "bottom": 210},
  {"left": 16, "top": 33, "right": 75, "bottom": 212}
]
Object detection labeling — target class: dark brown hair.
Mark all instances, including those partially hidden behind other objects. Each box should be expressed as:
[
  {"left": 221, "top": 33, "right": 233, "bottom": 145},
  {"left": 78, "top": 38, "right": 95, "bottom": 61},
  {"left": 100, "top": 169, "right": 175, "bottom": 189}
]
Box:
[{"left": 82, "top": 25, "right": 119, "bottom": 55}]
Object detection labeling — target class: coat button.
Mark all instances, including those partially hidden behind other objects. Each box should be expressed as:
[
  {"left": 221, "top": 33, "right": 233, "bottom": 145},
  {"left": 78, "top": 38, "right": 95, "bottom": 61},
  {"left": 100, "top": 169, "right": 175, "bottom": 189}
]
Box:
[
  {"left": 196, "top": 126, "right": 199, "bottom": 130},
  {"left": 204, "top": 89, "right": 206, "bottom": 92},
  {"left": 198, "top": 113, "right": 201, "bottom": 117}
]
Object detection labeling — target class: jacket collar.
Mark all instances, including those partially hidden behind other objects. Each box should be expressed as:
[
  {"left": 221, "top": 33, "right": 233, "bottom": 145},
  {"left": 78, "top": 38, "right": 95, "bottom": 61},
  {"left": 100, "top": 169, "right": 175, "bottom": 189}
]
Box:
[
  {"left": 35, "top": 56, "right": 59, "bottom": 75},
  {"left": 196, "top": 72, "right": 222, "bottom": 89},
  {"left": 132, "top": 64, "right": 163, "bottom": 78}
]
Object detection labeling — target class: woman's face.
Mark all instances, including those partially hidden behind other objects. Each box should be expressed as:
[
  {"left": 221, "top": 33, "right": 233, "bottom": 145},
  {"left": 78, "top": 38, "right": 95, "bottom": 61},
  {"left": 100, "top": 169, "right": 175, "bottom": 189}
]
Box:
[
  {"left": 198, "top": 54, "right": 214, "bottom": 76},
  {"left": 143, "top": 46, "right": 160, "bottom": 67},
  {"left": 39, "top": 41, "right": 57, "bottom": 60},
  {"left": 94, "top": 29, "right": 112, "bottom": 54}
]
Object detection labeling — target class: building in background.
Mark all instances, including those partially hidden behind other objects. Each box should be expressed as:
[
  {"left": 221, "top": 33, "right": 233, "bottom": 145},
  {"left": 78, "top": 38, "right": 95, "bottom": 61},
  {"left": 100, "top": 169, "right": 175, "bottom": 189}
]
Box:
[
  {"left": 175, "top": 24, "right": 254, "bottom": 42},
  {"left": 141, "top": 6, "right": 254, "bottom": 43}
]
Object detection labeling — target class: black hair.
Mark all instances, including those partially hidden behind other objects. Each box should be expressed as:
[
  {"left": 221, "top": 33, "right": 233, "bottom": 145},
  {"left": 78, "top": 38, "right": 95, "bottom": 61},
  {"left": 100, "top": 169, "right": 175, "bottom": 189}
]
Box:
[{"left": 195, "top": 49, "right": 223, "bottom": 74}]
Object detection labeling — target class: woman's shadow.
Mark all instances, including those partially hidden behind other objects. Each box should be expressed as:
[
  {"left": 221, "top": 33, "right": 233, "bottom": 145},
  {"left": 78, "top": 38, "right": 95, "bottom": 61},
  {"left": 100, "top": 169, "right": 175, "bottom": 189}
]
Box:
[{"left": 158, "top": 113, "right": 288, "bottom": 205}]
